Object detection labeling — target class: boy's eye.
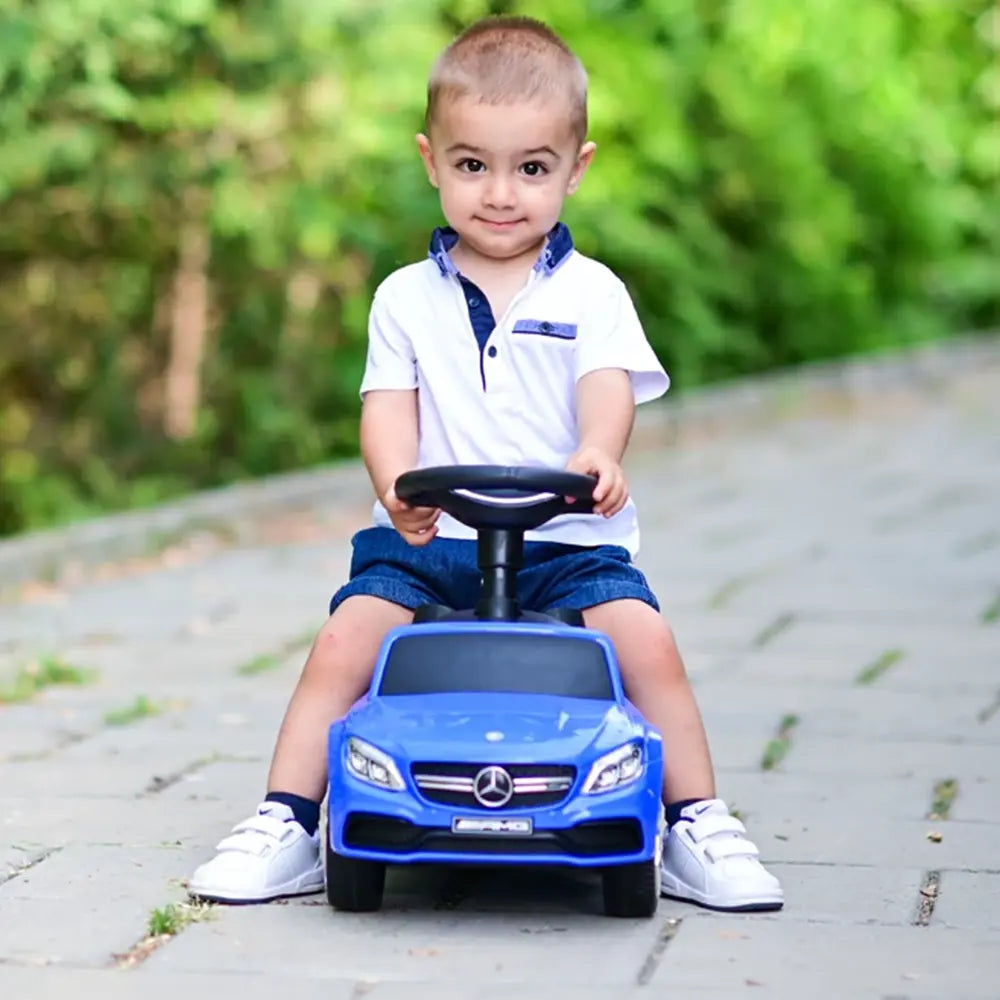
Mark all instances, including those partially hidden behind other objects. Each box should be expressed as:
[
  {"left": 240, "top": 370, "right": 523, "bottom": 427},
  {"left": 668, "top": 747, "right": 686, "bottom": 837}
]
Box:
[
  {"left": 457, "top": 158, "right": 486, "bottom": 173},
  {"left": 520, "top": 161, "right": 548, "bottom": 177}
]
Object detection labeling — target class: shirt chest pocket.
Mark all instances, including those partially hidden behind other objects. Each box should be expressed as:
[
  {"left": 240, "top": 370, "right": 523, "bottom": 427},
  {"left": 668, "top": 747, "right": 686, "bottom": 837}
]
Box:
[
  {"left": 512, "top": 319, "right": 578, "bottom": 341},
  {"left": 504, "top": 318, "right": 579, "bottom": 389}
]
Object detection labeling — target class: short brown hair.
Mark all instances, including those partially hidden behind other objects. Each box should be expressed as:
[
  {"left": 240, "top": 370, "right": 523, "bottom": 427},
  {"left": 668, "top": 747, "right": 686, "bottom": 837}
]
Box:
[{"left": 426, "top": 16, "right": 588, "bottom": 144}]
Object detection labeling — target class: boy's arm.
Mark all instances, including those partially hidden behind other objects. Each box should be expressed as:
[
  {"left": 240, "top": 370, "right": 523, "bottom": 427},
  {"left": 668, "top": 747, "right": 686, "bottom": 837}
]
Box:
[
  {"left": 361, "top": 389, "right": 440, "bottom": 544},
  {"left": 566, "top": 368, "right": 634, "bottom": 517},
  {"left": 575, "top": 367, "right": 635, "bottom": 462},
  {"left": 360, "top": 389, "right": 419, "bottom": 498},
  {"left": 569, "top": 275, "right": 668, "bottom": 515}
]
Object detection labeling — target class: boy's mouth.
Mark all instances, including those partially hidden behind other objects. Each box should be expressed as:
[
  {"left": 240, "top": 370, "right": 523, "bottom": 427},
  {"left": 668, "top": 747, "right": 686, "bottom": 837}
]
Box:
[{"left": 477, "top": 217, "right": 524, "bottom": 231}]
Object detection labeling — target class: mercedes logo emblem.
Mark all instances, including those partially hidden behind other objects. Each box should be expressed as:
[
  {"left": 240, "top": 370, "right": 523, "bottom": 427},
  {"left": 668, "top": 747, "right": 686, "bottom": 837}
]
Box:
[{"left": 472, "top": 765, "right": 514, "bottom": 808}]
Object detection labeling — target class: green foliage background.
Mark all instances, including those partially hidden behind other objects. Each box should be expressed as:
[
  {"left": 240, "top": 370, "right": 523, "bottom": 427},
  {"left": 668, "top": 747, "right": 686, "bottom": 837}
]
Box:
[{"left": 1, "top": 0, "right": 998, "bottom": 536}]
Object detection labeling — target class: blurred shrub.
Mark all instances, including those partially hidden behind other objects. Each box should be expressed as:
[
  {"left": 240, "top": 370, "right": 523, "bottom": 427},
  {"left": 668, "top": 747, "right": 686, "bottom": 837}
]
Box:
[
  {"left": 0, "top": 0, "right": 997, "bottom": 535},
  {"left": 571, "top": 0, "right": 1000, "bottom": 381}
]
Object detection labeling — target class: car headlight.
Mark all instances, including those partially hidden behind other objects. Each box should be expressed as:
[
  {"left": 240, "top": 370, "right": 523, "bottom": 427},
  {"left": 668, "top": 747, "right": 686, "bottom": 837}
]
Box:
[
  {"left": 345, "top": 737, "right": 405, "bottom": 791},
  {"left": 582, "top": 742, "right": 644, "bottom": 794}
]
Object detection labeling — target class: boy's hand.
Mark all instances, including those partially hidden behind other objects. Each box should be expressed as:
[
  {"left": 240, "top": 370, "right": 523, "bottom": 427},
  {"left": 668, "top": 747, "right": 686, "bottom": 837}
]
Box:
[
  {"left": 565, "top": 446, "right": 629, "bottom": 517},
  {"left": 382, "top": 485, "right": 440, "bottom": 546}
]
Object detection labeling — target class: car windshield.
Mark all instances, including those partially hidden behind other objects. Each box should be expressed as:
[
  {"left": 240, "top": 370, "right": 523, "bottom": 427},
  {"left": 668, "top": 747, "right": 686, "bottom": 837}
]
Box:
[{"left": 377, "top": 631, "right": 615, "bottom": 700}]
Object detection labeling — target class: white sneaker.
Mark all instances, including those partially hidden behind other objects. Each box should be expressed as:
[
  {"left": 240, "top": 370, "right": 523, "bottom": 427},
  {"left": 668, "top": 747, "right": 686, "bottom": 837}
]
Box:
[
  {"left": 188, "top": 802, "right": 324, "bottom": 903},
  {"left": 660, "top": 799, "right": 783, "bottom": 911}
]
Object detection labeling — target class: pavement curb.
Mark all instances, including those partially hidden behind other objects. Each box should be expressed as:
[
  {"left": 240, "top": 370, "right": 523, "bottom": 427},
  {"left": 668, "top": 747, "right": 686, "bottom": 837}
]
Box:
[
  {"left": 649, "top": 330, "right": 999, "bottom": 433},
  {"left": 1, "top": 332, "right": 997, "bottom": 590}
]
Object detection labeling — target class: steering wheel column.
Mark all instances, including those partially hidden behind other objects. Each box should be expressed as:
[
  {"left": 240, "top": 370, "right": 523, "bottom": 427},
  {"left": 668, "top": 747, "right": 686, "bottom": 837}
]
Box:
[{"left": 476, "top": 527, "right": 524, "bottom": 621}]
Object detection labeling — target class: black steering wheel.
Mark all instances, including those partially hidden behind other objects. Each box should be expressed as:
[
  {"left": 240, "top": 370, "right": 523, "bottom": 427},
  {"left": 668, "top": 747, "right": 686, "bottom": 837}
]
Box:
[{"left": 394, "top": 465, "right": 597, "bottom": 531}]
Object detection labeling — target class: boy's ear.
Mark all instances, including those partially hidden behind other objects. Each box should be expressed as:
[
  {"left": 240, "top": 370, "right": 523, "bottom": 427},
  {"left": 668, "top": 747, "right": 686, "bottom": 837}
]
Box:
[
  {"left": 416, "top": 133, "right": 439, "bottom": 188},
  {"left": 567, "top": 141, "right": 597, "bottom": 196}
]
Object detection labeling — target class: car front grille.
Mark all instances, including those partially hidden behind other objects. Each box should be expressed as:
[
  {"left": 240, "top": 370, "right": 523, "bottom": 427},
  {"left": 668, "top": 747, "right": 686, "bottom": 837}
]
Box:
[
  {"left": 411, "top": 762, "right": 576, "bottom": 810},
  {"left": 342, "top": 812, "right": 643, "bottom": 857}
]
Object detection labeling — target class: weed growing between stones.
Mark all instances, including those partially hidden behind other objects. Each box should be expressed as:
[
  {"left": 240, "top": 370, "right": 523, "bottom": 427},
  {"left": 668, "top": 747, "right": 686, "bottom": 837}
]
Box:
[
  {"left": 236, "top": 652, "right": 282, "bottom": 676},
  {"left": 954, "top": 530, "right": 1000, "bottom": 557},
  {"left": 855, "top": 648, "right": 904, "bottom": 685},
  {"left": 148, "top": 902, "right": 194, "bottom": 936},
  {"left": 977, "top": 689, "right": 1000, "bottom": 724},
  {"left": 760, "top": 713, "right": 800, "bottom": 771},
  {"left": 707, "top": 574, "right": 752, "bottom": 610},
  {"left": 236, "top": 626, "right": 316, "bottom": 676},
  {"left": 115, "top": 901, "right": 215, "bottom": 968},
  {"left": 752, "top": 612, "right": 795, "bottom": 648},
  {"left": 928, "top": 778, "right": 958, "bottom": 820},
  {"left": 0, "top": 654, "right": 97, "bottom": 704},
  {"left": 980, "top": 590, "right": 1000, "bottom": 624},
  {"left": 104, "top": 694, "right": 161, "bottom": 726}
]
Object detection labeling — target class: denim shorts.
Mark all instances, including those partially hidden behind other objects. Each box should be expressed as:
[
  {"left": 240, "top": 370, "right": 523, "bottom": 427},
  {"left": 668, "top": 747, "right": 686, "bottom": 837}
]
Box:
[{"left": 329, "top": 526, "right": 660, "bottom": 617}]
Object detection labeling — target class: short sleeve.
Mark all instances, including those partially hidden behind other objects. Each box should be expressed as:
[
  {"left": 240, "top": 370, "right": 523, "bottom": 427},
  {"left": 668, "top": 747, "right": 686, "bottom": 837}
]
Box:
[
  {"left": 575, "top": 280, "right": 670, "bottom": 404},
  {"left": 358, "top": 292, "right": 417, "bottom": 397}
]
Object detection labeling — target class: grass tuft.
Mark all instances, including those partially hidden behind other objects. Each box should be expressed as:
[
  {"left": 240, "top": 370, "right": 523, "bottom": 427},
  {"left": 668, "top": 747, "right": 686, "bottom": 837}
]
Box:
[
  {"left": 115, "top": 900, "right": 215, "bottom": 968},
  {"left": 855, "top": 647, "right": 904, "bottom": 685},
  {"left": 707, "top": 575, "right": 751, "bottom": 610},
  {"left": 148, "top": 904, "right": 182, "bottom": 937},
  {"left": 0, "top": 655, "right": 97, "bottom": 705},
  {"left": 104, "top": 695, "right": 161, "bottom": 727},
  {"left": 236, "top": 653, "right": 282, "bottom": 676},
  {"left": 752, "top": 612, "right": 795, "bottom": 649},
  {"left": 147, "top": 900, "right": 213, "bottom": 938},
  {"left": 236, "top": 627, "right": 317, "bottom": 677},
  {"left": 928, "top": 778, "right": 958, "bottom": 820},
  {"left": 981, "top": 591, "right": 1000, "bottom": 625},
  {"left": 761, "top": 713, "right": 800, "bottom": 771}
]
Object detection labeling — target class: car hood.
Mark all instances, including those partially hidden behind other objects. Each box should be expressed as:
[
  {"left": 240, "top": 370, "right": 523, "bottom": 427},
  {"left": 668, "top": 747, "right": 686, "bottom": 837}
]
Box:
[{"left": 341, "top": 692, "right": 644, "bottom": 763}]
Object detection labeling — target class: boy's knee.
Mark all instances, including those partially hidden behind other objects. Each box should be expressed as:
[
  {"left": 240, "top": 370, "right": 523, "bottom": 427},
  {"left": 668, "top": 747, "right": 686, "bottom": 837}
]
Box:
[
  {"left": 638, "top": 617, "right": 686, "bottom": 679},
  {"left": 585, "top": 597, "right": 672, "bottom": 641},
  {"left": 311, "top": 615, "right": 347, "bottom": 657},
  {"left": 301, "top": 618, "right": 353, "bottom": 683},
  {"left": 303, "top": 597, "right": 411, "bottom": 685},
  {"left": 586, "top": 600, "right": 687, "bottom": 680}
]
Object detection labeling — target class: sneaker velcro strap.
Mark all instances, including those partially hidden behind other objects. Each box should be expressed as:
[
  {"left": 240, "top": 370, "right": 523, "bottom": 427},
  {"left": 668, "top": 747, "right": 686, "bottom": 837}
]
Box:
[
  {"left": 215, "top": 832, "right": 265, "bottom": 854},
  {"left": 217, "top": 814, "right": 291, "bottom": 852},
  {"left": 705, "top": 838, "right": 760, "bottom": 862},
  {"left": 235, "top": 814, "right": 290, "bottom": 838},
  {"left": 688, "top": 814, "right": 747, "bottom": 842}
]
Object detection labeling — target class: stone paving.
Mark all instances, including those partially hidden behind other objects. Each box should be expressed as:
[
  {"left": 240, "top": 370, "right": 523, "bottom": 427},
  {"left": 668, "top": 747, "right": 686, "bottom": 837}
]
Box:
[{"left": 1, "top": 344, "right": 999, "bottom": 999}]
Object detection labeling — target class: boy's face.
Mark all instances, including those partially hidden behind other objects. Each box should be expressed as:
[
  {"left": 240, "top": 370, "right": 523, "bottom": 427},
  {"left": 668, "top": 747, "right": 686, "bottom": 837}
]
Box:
[{"left": 417, "top": 96, "right": 595, "bottom": 266}]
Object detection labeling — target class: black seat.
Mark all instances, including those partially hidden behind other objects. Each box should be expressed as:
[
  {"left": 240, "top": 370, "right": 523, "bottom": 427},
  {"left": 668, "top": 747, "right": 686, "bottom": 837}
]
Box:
[
  {"left": 546, "top": 607, "right": 585, "bottom": 627},
  {"left": 412, "top": 603, "right": 584, "bottom": 628},
  {"left": 412, "top": 604, "right": 453, "bottom": 624}
]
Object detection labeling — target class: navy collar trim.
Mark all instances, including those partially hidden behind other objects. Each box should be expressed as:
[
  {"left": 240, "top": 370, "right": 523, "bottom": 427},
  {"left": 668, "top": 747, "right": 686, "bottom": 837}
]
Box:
[{"left": 428, "top": 223, "right": 574, "bottom": 277}]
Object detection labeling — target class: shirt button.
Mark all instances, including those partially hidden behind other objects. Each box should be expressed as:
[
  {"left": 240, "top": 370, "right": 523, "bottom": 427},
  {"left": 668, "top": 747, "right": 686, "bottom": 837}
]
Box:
[
  {"left": 487, "top": 346, "right": 498, "bottom": 358},
  {"left": 469, "top": 296, "right": 480, "bottom": 307},
  {"left": 539, "top": 321, "right": 553, "bottom": 332}
]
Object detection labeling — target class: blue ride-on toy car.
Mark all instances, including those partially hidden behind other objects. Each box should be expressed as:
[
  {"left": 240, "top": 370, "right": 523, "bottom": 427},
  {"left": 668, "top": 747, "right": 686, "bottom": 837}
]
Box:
[{"left": 325, "top": 465, "right": 664, "bottom": 917}]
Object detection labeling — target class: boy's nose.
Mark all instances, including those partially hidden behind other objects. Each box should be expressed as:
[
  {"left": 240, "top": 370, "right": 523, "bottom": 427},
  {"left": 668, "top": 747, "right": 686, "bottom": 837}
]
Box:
[{"left": 483, "top": 174, "right": 516, "bottom": 209}]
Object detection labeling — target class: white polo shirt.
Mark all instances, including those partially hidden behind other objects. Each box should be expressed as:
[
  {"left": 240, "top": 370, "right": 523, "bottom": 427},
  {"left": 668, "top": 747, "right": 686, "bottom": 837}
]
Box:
[{"left": 359, "top": 224, "right": 669, "bottom": 556}]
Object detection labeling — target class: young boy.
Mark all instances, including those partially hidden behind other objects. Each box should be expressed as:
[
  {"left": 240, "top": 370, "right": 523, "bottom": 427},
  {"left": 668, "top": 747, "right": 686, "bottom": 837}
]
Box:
[{"left": 189, "top": 16, "right": 782, "bottom": 913}]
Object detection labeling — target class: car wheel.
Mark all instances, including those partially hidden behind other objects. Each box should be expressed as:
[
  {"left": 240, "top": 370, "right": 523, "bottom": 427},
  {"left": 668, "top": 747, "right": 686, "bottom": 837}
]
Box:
[
  {"left": 325, "top": 838, "right": 386, "bottom": 912},
  {"left": 601, "top": 856, "right": 660, "bottom": 918}
]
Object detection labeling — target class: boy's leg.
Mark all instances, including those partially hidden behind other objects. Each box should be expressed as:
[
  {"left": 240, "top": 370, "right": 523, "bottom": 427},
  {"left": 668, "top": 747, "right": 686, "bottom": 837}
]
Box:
[
  {"left": 188, "top": 525, "right": 479, "bottom": 904},
  {"left": 584, "top": 598, "right": 782, "bottom": 912},
  {"left": 266, "top": 596, "right": 413, "bottom": 801},
  {"left": 521, "top": 544, "right": 781, "bottom": 912},
  {"left": 582, "top": 598, "right": 714, "bottom": 803},
  {"left": 188, "top": 595, "right": 411, "bottom": 904}
]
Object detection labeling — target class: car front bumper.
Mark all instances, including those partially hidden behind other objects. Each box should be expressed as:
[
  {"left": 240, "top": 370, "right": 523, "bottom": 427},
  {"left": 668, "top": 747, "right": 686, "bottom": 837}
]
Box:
[{"left": 328, "top": 764, "right": 662, "bottom": 868}]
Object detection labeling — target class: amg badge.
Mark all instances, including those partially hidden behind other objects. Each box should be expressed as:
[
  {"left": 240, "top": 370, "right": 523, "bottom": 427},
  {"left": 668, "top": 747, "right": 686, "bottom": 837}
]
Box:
[{"left": 451, "top": 816, "right": 533, "bottom": 835}]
